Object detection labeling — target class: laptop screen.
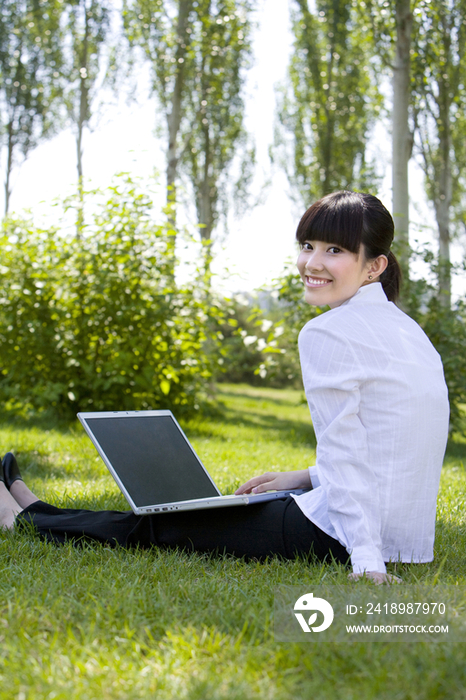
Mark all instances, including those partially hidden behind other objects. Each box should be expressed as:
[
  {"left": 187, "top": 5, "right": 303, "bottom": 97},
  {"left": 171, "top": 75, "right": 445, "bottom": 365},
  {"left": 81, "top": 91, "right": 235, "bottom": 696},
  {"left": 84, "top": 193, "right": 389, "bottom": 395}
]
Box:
[{"left": 82, "top": 414, "right": 220, "bottom": 507}]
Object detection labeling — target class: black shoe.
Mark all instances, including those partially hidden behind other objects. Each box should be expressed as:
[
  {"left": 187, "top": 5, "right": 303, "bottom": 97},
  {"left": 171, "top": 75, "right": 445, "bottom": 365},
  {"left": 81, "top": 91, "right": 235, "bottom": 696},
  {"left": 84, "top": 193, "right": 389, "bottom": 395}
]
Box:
[{"left": 3, "top": 453, "right": 23, "bottom": 490}]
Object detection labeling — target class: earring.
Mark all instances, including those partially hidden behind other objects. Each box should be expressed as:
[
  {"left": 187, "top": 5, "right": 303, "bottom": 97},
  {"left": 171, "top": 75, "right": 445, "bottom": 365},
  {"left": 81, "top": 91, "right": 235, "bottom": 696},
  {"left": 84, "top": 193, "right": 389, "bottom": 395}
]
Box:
[{"left": 368, "top": 275, "right": 373, "bottom": 280}]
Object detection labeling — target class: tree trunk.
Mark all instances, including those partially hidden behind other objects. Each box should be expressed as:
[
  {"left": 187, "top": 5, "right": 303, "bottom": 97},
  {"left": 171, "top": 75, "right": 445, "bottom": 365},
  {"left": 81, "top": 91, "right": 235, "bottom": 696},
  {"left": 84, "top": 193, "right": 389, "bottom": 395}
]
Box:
[
  {"left": 392, "top": 0, "right": 413, "bottom": 283},
  {"left": 166, "top": 0, "right": 192, "bottom": 222},
  {"left": 322, "top": 9, "right": 337, "bottom": 195},
  {"left": 76, "top": 0, "right": 90, "bottom": 236},
  {"left": 196, "top": 35, "right": 214, "bottom": 277},
  {"left": 4, "top": 120, "right": 14, "bottom": 217},
  {"left": 76, "top": 116, "right": 85, "bottom": 233},
  {"left": 433, "top": 79, "right": 452, "bottom": 308},
  {"left": 198, "top": 131, "right": 214, "bottom": 278},
  {"left": 434, "top": 194, "right": 451, "bottom": 309}
]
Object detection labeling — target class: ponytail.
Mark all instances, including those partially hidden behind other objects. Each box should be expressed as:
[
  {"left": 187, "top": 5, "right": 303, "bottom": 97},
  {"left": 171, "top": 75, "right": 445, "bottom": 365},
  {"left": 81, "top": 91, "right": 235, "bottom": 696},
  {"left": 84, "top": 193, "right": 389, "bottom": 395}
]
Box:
[{"left": 380, "top": 251, "right": 402, "bottom": 303}]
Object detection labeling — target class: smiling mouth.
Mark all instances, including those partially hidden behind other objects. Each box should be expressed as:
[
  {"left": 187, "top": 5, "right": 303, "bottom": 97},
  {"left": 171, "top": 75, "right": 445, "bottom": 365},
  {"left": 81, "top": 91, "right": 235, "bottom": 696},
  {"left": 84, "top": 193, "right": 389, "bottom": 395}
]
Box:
[{"left": 306, "top": 276, "right": 332, "bottom": 287}]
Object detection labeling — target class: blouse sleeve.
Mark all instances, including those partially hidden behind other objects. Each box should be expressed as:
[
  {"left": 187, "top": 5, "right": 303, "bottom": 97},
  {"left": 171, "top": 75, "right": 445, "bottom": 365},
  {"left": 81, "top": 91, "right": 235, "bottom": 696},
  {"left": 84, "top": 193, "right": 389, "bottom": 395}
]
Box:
[
  {"left": 299, "top": 323, "right": 386, "bottom": 574},
  {"left": 308, "top": 466, "right": 320, "bottom": 488}
]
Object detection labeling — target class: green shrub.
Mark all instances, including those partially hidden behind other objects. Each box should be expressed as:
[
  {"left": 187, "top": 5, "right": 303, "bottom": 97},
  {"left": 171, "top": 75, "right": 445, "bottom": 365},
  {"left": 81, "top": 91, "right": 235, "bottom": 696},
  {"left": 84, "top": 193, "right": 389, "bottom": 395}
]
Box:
[
  {"left": 214, "top": 286, "right": 308, "bottom": 388},
  {"left": 0, "top": 177, "right": 221, "bottom": 418},
  {"left": 215, "top": 295, "right": 276, "bottom": 385},
  {"left": 415, "top": 297, "right": 466, "bottom": 433}
]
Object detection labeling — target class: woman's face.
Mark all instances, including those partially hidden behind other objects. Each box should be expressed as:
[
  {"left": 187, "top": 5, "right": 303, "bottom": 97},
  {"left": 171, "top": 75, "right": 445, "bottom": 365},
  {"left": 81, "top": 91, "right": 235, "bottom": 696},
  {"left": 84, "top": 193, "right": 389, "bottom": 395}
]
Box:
[{"left": 297, "top": 240, "right": 373, "bottom": 308}]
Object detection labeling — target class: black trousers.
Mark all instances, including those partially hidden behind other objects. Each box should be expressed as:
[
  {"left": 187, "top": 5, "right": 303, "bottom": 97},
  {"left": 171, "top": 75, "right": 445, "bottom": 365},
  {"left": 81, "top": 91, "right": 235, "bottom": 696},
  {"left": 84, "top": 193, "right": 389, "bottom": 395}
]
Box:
[{"left": 17, "top": 497, "right": 349, "bottom": 564}]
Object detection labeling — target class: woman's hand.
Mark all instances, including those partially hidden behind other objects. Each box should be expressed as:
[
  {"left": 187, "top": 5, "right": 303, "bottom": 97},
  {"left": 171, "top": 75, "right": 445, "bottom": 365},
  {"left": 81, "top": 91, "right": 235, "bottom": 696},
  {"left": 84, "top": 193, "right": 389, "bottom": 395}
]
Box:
[
  {"left": 348, "top": 571, "right": 402, "bottom": 585},
  {"left": 235, "top": 469, "right": 311, "bottom": 495}
]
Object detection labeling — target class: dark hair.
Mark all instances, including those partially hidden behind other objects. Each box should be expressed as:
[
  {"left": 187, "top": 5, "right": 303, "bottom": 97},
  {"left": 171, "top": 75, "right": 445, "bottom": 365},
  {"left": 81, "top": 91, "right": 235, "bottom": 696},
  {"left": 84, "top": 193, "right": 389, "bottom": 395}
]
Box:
[{"left": 295, "top": 190, "right": 402, "bottom": 302}]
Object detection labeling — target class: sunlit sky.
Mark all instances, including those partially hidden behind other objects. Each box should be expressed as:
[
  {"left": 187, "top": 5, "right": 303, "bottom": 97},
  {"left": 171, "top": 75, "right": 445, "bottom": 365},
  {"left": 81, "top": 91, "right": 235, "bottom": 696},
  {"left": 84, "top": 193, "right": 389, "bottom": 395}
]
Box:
[{"left": 2, "top": 0, "right": 464, "bottom": 298}]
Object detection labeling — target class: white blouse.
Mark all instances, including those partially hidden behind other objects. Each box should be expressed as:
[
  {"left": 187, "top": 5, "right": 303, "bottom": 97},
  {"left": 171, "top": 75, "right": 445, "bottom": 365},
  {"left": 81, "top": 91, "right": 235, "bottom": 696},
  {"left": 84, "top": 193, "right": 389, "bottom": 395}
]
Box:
[{"left": 292, "top": 283, "right": 449, "bottom": 574}]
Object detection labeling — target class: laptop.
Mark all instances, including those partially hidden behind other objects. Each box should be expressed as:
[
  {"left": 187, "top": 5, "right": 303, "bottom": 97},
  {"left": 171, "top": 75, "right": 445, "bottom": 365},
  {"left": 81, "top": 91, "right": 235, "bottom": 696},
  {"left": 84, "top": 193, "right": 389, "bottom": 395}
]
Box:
[{"left": 77, "top": 410, "right": 309, "bottom": 515}]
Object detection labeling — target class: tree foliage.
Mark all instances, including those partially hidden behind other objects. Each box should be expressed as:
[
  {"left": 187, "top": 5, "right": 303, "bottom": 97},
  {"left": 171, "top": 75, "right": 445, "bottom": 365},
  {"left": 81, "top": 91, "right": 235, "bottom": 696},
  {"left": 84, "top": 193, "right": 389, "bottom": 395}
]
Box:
[
  {"left": 411, "top": 0, "right": 466, "bottom": 308},
  {"left": 178, "top": 1, "right": 255, "bottom": 250},
  {"left": 273, "top": 0, "right": 382, "bottom": 206},
  {"left": 122, "top": 0, "right": 255, "bottom": 265},
  {"left": 0, "top": 177, "right": 223, "bottom": 418}
]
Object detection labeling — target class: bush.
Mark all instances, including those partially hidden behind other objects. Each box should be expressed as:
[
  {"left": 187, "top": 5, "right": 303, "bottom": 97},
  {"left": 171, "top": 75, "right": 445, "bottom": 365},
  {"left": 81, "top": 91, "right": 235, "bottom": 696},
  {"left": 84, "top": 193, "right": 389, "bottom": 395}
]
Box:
[
  {"left": 214, "top": 294, "right": 279, "bottom": 385},
  {"left": 415, "top": 298, "right": 466, "bottom": 433},
  {"left": 213, "top": 286, "right": 308, "bottom": 388},
  {"left": 0, "top": 177, "right": 221, "bottom": 418}
]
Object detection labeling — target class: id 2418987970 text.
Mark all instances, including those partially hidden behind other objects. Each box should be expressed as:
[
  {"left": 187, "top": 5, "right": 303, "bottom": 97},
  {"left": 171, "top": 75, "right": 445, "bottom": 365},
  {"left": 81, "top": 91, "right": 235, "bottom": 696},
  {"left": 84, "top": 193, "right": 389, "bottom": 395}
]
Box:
[{"left": 347, "top": 602, "right": 446, "bottom": 615}]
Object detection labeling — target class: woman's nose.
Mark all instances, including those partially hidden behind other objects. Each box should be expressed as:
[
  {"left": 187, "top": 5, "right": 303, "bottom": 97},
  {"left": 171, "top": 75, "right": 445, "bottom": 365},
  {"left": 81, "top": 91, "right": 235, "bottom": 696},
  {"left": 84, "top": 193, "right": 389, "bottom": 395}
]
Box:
[{"left": 305, "top": 251, "right": 324, "bottom": 271}]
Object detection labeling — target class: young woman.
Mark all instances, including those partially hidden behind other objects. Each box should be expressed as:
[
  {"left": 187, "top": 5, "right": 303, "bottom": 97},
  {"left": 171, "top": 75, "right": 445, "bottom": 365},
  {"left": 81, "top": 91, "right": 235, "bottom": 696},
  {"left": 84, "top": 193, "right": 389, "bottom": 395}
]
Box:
[{"left": 0, "top": 191, "right": 450, "bottom": 584}]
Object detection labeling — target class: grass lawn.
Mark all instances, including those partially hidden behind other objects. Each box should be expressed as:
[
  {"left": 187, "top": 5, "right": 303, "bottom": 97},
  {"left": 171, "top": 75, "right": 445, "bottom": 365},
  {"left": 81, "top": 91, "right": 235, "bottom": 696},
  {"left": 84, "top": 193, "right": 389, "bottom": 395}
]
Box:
[{"left": 1, "top": 384, "right": 466, "bottom": 699}]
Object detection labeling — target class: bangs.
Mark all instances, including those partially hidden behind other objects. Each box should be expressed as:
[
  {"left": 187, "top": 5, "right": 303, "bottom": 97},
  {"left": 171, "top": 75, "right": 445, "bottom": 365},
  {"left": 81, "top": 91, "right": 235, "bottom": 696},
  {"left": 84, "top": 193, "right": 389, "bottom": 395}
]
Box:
[{"left": 295, "top": 191, "right": 364, "bottom": 254}]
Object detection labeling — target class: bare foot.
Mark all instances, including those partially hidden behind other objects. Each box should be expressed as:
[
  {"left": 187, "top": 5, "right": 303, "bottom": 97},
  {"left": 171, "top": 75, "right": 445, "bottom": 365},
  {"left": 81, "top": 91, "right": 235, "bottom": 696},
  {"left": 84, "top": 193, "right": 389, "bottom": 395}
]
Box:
[
  {"left": 0, "top": 482, "right": 22, "bottom": 529},
  {"left": 9, "top": 480, "right": 40, "bottom": 510}
]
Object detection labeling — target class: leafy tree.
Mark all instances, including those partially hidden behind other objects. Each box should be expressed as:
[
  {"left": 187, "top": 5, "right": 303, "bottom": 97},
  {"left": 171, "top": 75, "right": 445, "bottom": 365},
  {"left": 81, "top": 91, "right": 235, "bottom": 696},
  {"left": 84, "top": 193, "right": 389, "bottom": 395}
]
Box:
[
  {"left": 272, "top": 0, "right": 382, "bottom": 207},
  {"left": 0, "top": 0, "right": 63, "bottom": 215},
  {"left": 122, "top": 0, "right": 255, "bottom": 269},
  {"left": 363, "top": 0, "right": 466, "bottom": 309},
  {"left": 411, "top": 0, "right": 466, "bottom": 308},
  {"left": 178, "top": 1, "right": 255, "bottom": 269},
  {"left": 123, "top": 0, "right": 193, "bottom": 222}
]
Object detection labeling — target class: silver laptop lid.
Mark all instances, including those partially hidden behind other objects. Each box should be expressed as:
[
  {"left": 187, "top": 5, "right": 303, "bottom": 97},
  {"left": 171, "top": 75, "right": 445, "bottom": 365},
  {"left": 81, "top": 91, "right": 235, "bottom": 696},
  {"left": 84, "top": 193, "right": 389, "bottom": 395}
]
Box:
[{"left": 77, "top": 410, "right": 221, "bottom": 510}]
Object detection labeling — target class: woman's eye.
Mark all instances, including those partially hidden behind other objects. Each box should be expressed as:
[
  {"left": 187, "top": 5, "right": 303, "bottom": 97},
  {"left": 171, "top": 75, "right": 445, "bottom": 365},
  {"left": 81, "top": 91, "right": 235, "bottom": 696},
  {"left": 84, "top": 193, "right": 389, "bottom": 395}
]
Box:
[
  {"left": 302, "top": 242, "right": 313, "bottom": 250},
  {"left": 328, "top": 246, "right": 342, "bottom": 254}
]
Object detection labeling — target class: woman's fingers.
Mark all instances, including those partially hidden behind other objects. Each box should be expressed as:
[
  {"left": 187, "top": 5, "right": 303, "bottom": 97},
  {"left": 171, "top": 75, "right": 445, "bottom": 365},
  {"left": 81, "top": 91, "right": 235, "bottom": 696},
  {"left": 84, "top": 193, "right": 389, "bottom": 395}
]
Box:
[
  {"left": 235, "top": 469, "right": 311, "bottom": 495},
  {"left": 235, "top": 472, "right": 279, "bottom": 495}
]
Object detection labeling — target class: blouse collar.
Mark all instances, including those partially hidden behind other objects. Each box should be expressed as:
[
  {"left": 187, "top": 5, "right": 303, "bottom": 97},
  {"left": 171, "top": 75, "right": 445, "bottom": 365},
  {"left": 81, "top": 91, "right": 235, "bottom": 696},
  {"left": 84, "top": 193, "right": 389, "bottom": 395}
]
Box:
[{"left": 340, "top": 282, "right": 388, "bottom": 308}]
